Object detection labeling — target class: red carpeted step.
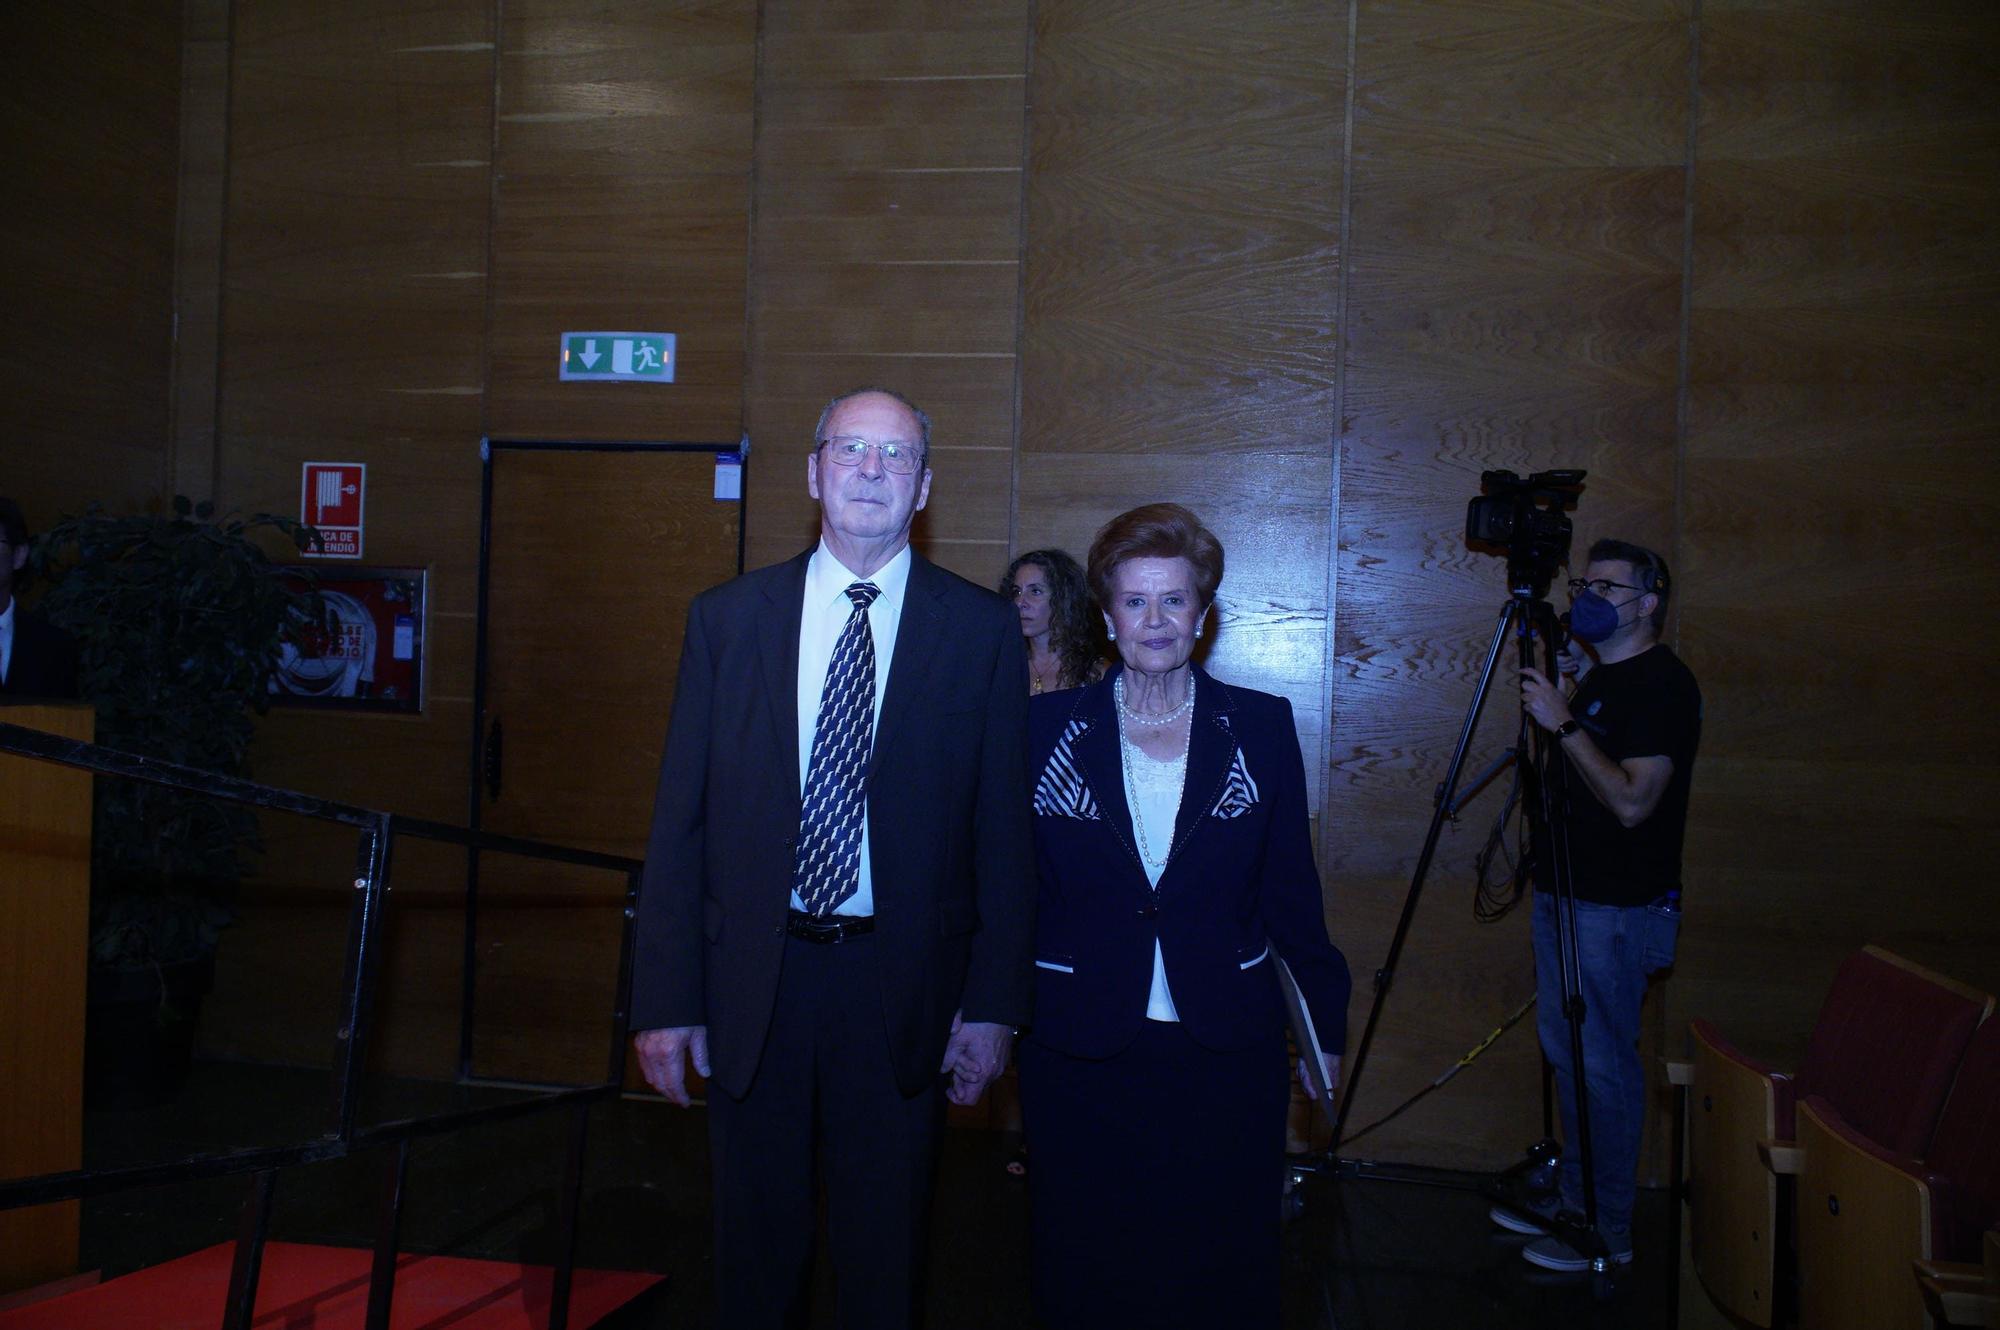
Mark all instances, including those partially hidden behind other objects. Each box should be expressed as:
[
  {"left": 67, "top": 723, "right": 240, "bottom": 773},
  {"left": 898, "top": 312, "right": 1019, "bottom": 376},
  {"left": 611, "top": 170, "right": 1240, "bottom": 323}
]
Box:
[{"left": 0, "top": 1241, "right": 663, "bottom": 1329}]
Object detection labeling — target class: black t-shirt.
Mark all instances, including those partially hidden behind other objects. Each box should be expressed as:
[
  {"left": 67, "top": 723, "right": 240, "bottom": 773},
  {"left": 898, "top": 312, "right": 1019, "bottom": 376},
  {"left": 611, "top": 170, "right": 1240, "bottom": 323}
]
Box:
[{"left": 1544, "top": 643, "right": 1702, "bottom": 908}]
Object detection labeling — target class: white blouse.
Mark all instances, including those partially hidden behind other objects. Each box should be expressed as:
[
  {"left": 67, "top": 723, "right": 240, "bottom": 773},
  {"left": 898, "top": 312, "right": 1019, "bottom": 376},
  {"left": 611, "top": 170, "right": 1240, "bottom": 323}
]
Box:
[{"left": 1125, "top": 741, "right": 1187, "bottom": 1023}]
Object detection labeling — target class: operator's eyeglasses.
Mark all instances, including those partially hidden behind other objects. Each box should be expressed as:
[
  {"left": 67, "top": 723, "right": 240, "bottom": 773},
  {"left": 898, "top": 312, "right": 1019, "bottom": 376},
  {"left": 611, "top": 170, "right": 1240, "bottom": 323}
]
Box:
[
  {"left": 816, "top": 435, "right": 925, "bottom": 475},
  {"left": 1567, "top": 578, "right": 1645, "bottom": 599}
]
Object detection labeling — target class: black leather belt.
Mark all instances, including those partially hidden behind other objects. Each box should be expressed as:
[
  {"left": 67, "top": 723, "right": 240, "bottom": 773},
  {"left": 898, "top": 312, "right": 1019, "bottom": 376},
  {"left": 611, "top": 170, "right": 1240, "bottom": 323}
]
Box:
[{"left": 786, "top": 910, "right": 875, "bottom": 944}]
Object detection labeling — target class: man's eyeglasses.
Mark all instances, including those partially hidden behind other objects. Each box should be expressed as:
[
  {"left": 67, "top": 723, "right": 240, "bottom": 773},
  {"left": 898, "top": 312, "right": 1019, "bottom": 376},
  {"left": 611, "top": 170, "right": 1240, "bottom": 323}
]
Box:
[
  {"left": 817, "top": 436, "right": 925, "bottom": 475},
  {"left": 1567, "top": 578, "right": 1645, "bottom": 599}
]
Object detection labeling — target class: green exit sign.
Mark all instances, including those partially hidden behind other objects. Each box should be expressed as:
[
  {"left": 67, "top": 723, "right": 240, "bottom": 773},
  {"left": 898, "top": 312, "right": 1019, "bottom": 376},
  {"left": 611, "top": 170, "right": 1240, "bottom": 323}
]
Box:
[{"left": 560, "top": 332, "right": 676, "bottom": 382}]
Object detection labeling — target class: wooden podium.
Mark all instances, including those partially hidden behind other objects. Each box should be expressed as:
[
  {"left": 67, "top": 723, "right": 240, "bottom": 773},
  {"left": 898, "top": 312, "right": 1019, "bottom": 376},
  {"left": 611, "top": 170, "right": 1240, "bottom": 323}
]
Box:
[{"left": 0, "top": 703, "right": 93, "bottom": 1295}]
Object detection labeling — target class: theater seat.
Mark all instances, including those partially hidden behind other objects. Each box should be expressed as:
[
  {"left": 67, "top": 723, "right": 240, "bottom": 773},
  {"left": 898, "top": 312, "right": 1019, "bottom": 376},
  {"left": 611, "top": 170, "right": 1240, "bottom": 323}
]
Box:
[
  {"left": 1795, "top": 1015, "right": 2000, "bottom": 1330},
  {"left": 1679, "top": 946, "right": 1993, "bottom": 1328},
  {"left": 1918, "top": 1227, "right": 2000, "bottom": 1329}
]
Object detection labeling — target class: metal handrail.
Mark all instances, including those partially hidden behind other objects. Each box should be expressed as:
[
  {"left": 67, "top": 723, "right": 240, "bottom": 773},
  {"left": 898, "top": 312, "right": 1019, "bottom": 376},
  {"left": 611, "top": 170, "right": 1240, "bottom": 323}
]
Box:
[{"left": 0, "top": 718, "right": 644, "bottom": 1330}]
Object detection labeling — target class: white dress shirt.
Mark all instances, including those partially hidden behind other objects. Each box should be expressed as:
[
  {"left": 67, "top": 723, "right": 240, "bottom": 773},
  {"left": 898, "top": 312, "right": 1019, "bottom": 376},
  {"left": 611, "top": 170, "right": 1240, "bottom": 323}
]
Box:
[
  {"left": 1126, "top": 742, "right": 1186, "bottom": 1022},
  {"left": 0, "top": 598, "right": 15, "bottom": 686},
  {"left": 792, "top": 541, "right": 912, "bottom": 916}
]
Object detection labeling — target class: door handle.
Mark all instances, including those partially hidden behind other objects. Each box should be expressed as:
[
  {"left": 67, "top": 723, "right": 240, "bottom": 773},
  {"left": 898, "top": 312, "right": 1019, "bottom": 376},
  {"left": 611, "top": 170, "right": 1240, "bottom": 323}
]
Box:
[{"left": 484, "top": 717, "right": 503, "bottom": 800}]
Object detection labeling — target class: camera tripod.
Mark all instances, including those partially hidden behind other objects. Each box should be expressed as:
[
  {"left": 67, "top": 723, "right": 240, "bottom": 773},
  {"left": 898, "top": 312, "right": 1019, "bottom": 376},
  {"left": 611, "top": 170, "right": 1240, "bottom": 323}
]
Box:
[{"left": 1299, "top": 578, "right": 1618, "bottom": 1272}]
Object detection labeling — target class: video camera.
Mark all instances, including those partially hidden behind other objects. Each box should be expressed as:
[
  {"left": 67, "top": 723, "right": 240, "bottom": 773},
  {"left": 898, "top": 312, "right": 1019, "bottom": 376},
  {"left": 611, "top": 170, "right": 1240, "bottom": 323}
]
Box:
[{"left": 1465, "top": 468, "right": 1585, "bottom": 598}]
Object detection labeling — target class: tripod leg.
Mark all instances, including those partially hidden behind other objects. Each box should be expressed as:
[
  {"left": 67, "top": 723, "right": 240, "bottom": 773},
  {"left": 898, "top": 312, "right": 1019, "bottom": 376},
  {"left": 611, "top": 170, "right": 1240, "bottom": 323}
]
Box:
[
  {"left": 1521, "top": 601, "right": 1605, "bottom": 1249},
  {"left": 1330, "top": 599, "right": 1528, "bottom": 1151}
]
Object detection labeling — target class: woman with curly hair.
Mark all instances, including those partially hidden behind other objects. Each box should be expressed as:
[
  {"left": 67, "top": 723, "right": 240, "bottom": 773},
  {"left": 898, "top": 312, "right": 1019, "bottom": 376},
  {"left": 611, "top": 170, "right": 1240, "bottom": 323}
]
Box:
[{"left": 1002, "top": 548, "right": 1105, "bottom": 695}]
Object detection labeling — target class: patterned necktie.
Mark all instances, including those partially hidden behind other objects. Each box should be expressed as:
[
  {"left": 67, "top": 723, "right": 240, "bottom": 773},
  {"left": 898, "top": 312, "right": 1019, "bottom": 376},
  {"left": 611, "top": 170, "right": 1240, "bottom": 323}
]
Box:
[{"left": 794, "top": 581, "right": 882, "bottom": 916}]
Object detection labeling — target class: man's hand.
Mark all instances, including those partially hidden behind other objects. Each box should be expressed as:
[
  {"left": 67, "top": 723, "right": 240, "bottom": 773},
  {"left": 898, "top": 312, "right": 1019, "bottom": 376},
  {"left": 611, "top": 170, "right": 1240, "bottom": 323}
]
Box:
[
  {"left": 634, "top": 1025, "right": 710, "bottom": 1106},
  {"left": 1520, "top": 666, "right": 1574, "bottom": 734},
  {"left": 1556, "top": 637, "right": 1594, "bottom": 682},
  {"left": 939, "top": 1010, "right": 1013, "bottom": 1107},
  {"left": 1298, "top": 1052, "right": 1342, "bottom": 1103},
  {"left": 1526, "top": 665, "right": 1676, "bottom": 826}
]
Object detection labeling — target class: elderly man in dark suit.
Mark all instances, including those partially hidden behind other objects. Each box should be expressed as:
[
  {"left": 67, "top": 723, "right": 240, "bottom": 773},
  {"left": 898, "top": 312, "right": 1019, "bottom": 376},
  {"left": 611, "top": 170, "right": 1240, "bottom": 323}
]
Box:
[
  {"left": 0, "top": 498, "right": 78, "bottom": 701},
  {"left": 630, "top": 387, "right": 1034, "bottom": 1330}
]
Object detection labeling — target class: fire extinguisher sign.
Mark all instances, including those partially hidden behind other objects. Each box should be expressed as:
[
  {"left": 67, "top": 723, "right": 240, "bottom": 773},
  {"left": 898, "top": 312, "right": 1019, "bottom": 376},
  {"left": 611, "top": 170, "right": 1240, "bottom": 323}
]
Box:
[{"left": 301, "top": 462, "right": 366, "bottom": 559}]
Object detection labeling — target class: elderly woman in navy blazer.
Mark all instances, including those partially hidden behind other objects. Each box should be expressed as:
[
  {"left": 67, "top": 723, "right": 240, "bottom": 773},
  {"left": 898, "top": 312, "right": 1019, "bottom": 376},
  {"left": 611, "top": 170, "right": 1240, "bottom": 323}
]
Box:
[{"left": 1015, "top": 503, "right": 1351, "bottom": 1329}]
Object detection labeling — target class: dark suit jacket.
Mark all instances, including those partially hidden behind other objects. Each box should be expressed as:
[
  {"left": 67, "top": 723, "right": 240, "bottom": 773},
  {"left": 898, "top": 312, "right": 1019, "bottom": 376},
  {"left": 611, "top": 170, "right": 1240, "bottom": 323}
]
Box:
[
  {"left": 1025, "top": 663, "right": 1350, "bottom": 1059},
  {"left": 0, "top": 608, "right": 80, "bottom": 700},
  {"left": 631, "top": 548, "right": 1035, "bottom": 1098}
]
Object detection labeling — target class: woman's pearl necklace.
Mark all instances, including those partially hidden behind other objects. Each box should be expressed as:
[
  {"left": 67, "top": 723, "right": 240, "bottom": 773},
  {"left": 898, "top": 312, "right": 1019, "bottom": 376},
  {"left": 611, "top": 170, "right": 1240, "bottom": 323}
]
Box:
[
  {"left": 1116, "top": 669, "right": 1194, "bottom": 725},
  {"left": 1117, "top": 672, "right": 1193, "bottom": 870}
]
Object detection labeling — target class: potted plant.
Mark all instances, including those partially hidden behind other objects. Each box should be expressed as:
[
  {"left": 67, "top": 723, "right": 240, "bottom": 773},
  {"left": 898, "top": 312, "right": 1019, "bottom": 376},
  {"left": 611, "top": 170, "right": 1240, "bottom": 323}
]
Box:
[{"left": 32, "top": 496, "right": 321, "bottom": 1106}]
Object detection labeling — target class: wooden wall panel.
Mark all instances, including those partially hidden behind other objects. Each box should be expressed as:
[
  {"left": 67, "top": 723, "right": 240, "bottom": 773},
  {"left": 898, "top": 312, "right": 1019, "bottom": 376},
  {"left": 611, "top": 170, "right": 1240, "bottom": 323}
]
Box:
[
  {"left": 743, "top": 2, "right": 1032, "bottom": 583},
  {"left": 484, "top": 0, "right": 755, "bottom": 442},
  {"left": 170, "top": 0, "right": 233, "bottom": 504},
  {"left": 0, "top": 1, "right": 180, "bottom": 522},
  {"left": 1331, "top": 0, "right": 1691, "bottom": 1169},
  {"left": 0, "top": 706, "right": 93, "bottom": 1294},
  {"left": 1673, "top": 2, "right": 2000, "bottom": 1071},
  {"left": 219, "top": 0, "right": 492, "bottom": 834},
  {"left": 204, "top": 0, "right": 495, "bottom": 1070},
  {"left": 1018, "top": 0, "right": 1343, "bottom": 788}
]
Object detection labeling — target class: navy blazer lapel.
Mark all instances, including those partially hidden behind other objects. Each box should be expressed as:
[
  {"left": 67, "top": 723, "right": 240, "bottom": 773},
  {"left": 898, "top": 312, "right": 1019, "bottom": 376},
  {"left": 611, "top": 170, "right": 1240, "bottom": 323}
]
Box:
[
  {"left": 1163, "top": 665, "right": 1240, "bottom": 881},
  {"left": 759, "top": 552, "right": 810, "bottom": 806},
  {"left": 1068, "top": 673, "right": 1148, "bottom": 884},
  {"left": 869, "top": 551, "right": 944, "bottom": 778}
]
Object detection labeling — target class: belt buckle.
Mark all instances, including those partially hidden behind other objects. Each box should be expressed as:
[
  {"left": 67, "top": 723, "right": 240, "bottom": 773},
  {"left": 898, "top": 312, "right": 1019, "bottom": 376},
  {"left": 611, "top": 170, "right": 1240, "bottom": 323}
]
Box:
[
  {"left": 790, "top": 910, "right": 872, "bottom": 944},
  {"left": 791, "top": 911, "right": 841, "bottom": 944}
]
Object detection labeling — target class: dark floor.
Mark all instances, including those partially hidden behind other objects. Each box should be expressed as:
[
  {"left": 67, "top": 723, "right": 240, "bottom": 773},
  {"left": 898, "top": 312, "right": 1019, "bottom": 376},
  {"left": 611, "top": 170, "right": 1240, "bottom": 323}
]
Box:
[{"left": 71, "top": 1060, "right": 1675, "bottom": 1328}]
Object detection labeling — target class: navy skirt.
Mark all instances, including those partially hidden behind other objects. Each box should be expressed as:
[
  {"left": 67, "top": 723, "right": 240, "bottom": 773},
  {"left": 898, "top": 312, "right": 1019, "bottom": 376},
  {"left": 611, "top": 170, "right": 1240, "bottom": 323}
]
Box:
[{"left": 1017, "top": 1018, "right": 1291, "bottom": 1329}]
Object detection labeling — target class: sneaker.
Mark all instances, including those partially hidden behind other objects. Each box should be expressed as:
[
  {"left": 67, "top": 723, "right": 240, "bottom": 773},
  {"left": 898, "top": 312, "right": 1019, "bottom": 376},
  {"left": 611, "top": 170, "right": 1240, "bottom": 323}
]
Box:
[
  {"left": 1521, "top": 1234, "right": 1634, "bottom": 1273},
  {"left": 1488, "top": 1195, "right": 1561, "bottom": 1236}
]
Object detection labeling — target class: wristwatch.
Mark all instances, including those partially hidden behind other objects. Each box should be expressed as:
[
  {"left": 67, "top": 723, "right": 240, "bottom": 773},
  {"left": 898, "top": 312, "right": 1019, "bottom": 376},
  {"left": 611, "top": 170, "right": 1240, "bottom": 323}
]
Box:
[{"left": 1554, "top": 719, "right": 1580, "bottom": 740}]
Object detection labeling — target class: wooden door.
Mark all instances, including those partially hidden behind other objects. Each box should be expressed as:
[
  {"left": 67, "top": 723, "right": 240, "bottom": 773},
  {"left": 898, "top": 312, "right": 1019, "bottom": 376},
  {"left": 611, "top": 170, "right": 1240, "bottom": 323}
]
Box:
[{"left": 471, "top": 445, "right": 741, "bottom": 1085}]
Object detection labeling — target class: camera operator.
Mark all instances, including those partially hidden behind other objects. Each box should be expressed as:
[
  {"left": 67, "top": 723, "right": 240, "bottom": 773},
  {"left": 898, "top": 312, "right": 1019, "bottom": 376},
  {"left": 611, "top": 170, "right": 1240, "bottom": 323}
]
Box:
[{"left": 1504, "top": 538, "right": 1702, "bottom": 1273}]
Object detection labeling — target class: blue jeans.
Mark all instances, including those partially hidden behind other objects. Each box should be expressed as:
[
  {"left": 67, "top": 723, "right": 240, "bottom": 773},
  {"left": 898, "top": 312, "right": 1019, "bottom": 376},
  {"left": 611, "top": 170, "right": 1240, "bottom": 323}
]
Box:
[{"left": 1531, "top": 891, "right": 1679, "bottom": 1242}]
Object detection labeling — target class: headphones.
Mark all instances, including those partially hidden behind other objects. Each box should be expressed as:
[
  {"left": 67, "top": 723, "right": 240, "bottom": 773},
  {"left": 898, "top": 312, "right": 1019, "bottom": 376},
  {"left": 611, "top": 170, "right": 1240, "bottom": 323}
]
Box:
[{"left": 1638, "top": 552, "right": 1670, "bottom": 598}]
